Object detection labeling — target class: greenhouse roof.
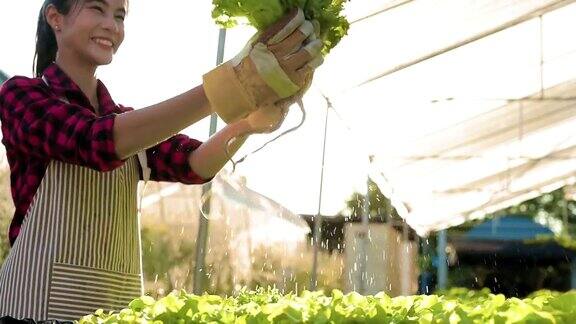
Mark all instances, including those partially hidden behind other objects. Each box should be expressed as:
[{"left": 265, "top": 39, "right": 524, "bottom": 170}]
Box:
[{"left": 307, "top": 0, "right": 576, "bottom": 234}]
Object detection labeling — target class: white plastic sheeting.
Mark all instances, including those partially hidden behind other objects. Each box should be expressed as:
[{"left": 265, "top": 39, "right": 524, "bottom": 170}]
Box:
[
  {"left": 310, "top": 0, "right": 576, "bottom": 234},
  {"left": 319, "top": 0, "right": 575, "bottom": 96},
  {"left": 141, "top": 171, "right": 310, "bottom": 246}
]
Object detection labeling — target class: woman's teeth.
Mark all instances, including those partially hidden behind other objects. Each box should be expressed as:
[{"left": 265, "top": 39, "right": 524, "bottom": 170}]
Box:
[{"left": 93, "top": 38, "right": 113, "bottom": 47}]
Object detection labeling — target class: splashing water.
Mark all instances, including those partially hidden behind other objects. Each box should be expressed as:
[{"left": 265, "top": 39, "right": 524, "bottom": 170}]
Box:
[{"left": 199, "top": 189, "right": 223, "bottom": 221}]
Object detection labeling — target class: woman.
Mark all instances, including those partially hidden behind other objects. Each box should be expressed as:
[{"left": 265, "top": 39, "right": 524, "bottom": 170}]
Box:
[{"left": 0, "top": 0, "right": 320, "bottom": 321}]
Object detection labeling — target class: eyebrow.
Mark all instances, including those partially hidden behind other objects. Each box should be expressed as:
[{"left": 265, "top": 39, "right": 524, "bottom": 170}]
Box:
[{"left": 84, "top": 0, "right": 127, "bottom": 15}]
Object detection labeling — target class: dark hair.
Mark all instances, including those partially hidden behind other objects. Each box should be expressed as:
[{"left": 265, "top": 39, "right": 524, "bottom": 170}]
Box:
[{"left": 33, "top": 0, "right": 79, "bottom": 77}]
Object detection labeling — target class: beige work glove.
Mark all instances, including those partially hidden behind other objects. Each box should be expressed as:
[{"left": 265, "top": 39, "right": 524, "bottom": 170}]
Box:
[{"left": 203, "top": 8, "right": 323, "bottom": 124}]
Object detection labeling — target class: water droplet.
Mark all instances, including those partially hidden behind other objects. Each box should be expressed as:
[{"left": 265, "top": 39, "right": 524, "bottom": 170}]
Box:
[{"left": 199, "top": 189, "right": 223, "bottom": 220}]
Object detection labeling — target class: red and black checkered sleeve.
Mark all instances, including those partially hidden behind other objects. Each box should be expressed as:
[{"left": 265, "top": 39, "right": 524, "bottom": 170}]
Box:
[
  {"left": 116, "top": 105, "right": 212, "bottom": 184},
  {"left": 0, "top": 77, "right": 126, "bottom": 172},
  {"left": 143, "top": 134, "right": 213, "bottom": 184}
]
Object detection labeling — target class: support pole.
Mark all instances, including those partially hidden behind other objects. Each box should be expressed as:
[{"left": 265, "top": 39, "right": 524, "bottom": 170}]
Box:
[
  {"left": 310, "top": 96, "right": 331, "bottom": 291},
  {"left": 193, "top": 28, "right": 226, "bottom": 295},
  {"left": 437, "top": 229, "right": 448, "bottom": 290}
]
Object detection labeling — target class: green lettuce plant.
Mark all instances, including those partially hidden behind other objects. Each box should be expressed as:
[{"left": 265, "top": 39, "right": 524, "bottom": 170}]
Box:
[
  {"left": 79, "top": 287, "right": 576, "bottom": 323},
  {"left": 211, "top": 0, "right": 350, "bottom": 55}
]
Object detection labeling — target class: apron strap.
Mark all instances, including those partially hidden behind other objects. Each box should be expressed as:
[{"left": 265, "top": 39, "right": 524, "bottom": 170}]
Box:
[
  {"left": 137, "top": 151, "right": 151, "bottom": 182},
  {"left": 42, "top": 75, "right": 150, "bottom": 181}
]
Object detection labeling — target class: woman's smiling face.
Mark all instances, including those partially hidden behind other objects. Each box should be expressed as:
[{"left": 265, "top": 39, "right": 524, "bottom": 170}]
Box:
[{"left": 47, "top": 0, "right": 128, "bottom": 66}]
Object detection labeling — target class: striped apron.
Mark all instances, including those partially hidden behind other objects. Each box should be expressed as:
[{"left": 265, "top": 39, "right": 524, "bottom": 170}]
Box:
[{"left": 0, "top": 150, "right": 151, "bottom": 321}]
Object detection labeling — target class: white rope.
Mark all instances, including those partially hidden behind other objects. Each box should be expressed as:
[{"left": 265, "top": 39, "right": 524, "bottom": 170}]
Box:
[{"left": 225, "top": 99, "right": 306, "bottom": 173}]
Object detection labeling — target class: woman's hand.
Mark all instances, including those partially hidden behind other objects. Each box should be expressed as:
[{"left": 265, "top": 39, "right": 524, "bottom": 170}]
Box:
[
  {"left": 202, "top": 8, "right": 323, "bottom": 124},
  {"left": 245, "top": 61, "right": 315, "bottom": 134},
  {"left": 245, "top": 103, "right": 290, "bottom": 134}
]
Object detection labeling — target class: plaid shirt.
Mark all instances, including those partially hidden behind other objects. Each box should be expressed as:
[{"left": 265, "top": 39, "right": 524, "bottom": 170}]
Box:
[{"left": 0, "top": 63, "right": 210, "bottom": 246}]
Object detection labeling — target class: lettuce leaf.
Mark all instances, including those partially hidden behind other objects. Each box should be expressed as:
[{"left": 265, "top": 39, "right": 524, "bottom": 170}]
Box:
[{"left": 211, "top": 0, "right": 350, "bottom": 55}]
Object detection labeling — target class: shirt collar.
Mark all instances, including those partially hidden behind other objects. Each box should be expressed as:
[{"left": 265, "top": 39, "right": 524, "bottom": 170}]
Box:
[{"left": 41, "top": 63, "right": 118, "bottom": 116}]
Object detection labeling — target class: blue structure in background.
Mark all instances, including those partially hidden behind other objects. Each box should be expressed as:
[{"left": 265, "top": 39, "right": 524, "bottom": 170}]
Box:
[
  {"left": 465, "top": 215, "right": 554, "bottom": 241},
  {"left": 449, "top": 214, "right": 576, "bottom": 293}
]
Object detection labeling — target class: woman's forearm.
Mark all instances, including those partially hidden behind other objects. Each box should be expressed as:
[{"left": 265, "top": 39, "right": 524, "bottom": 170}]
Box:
[
  {"left": 188, "top": 119, "right": 253, "bottom": 179},
  {"left": 113, "top": 84, "right": 212, "bottom": 159}
]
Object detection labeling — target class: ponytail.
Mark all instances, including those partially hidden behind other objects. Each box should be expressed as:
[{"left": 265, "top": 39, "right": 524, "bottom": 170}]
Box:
[
  {"left": 34, "top": 3, "right": 57, "bottom": 77},
  {"left": 33, "top": 0, "right": 77, "bottom": 77}
]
